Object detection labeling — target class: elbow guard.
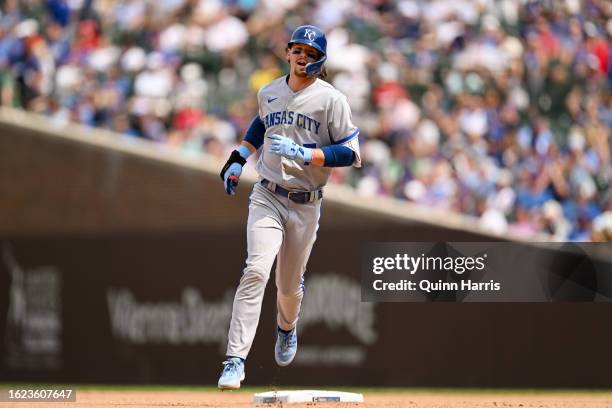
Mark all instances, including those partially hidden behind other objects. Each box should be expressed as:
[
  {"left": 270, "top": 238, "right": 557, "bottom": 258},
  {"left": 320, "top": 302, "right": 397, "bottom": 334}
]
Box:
[
  {"left": 244, "top": 116, "right": 265, "bottom": 150},
  {"left": 321, "top": 144, "right": 355, "bottom": 167}
]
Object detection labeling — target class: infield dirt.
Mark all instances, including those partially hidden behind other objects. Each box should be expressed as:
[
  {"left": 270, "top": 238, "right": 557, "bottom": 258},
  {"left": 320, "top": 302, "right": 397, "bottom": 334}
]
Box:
[{"left": 3, "top": 390, "right": 611, "bottom": 407}]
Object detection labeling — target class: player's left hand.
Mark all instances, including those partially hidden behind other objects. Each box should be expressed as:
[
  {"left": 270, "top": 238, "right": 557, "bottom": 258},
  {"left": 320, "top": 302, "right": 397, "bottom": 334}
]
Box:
[{"left": 269, "top": 134, "right": 312, "bottom": 164}]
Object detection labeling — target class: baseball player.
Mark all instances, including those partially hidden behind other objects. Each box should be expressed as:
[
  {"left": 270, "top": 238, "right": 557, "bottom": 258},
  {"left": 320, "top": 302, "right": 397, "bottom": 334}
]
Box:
[{"left": 217, "top": 25, "right": 361, "bottom": 390}]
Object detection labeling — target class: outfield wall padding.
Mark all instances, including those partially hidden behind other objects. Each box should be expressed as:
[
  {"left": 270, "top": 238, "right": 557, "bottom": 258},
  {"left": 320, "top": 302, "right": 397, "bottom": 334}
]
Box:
[{"left": 1, "top": 233, "right": 612, "bottom": 388}]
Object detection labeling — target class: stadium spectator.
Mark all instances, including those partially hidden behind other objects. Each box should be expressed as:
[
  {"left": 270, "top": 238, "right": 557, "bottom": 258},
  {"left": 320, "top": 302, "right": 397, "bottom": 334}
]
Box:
[{"left": 0, "top": 0, "right": 609, "bottom": 241}]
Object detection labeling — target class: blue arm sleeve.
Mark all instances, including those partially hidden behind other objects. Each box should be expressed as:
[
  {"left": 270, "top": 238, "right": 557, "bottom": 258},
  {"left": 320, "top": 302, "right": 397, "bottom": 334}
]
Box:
[
  {"left": 243, "top": 116, "right": 265, "bottom": 150},
  {"left": 320, "top": 144, "right": 355, "bottom": 167}
]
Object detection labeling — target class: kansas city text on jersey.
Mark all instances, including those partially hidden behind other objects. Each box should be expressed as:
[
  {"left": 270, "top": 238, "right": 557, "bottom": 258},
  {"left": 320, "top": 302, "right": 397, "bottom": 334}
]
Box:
[{"left": 263, "top": 110, "right": 321, "bottom": 135}]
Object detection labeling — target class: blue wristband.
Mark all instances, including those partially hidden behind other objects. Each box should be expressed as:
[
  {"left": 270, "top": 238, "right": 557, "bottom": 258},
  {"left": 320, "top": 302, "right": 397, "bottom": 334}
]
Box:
[
  {"left": 237, "top": 145, "right": 251, "bottom": 159},
  {"left": 302, "top": 147, "right": 313, "bottom": 164}
]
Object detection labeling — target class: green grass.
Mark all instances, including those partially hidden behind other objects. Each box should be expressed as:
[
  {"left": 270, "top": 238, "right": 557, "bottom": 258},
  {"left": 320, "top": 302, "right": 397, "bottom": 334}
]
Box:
[{"left": 1, "top": 384, "right": 612, "bottom": 395}]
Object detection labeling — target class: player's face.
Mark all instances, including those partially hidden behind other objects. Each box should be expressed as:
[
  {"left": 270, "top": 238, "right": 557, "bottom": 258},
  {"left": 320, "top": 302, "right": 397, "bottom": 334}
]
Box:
[{"left": 287, "top": 44, "right": 319, "bottom": 78}]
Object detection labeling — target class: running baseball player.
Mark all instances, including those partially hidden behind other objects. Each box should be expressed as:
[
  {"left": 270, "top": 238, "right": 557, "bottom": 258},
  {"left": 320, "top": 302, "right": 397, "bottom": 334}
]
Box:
[{"left": 217, "top": 25, "right": 361, "bottom": 390}]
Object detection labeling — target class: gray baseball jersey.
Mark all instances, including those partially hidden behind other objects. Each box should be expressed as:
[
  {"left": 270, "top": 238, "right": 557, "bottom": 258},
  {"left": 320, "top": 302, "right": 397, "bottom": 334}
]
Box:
[{"left": 256, "top": 76, "right": 361, "bottom": 191}]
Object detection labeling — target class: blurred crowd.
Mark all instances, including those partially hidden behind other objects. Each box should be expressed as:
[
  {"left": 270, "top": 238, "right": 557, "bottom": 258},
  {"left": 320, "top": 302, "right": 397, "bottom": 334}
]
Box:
[{"left": 1, "top": 0, "right": 610, "bottom": 241}]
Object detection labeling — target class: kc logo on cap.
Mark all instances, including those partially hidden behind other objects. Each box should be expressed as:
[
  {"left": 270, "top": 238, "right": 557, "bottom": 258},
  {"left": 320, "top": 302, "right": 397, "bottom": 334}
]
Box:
[{"left": 304, "top": 29, "right": 316, "bottom": 41}]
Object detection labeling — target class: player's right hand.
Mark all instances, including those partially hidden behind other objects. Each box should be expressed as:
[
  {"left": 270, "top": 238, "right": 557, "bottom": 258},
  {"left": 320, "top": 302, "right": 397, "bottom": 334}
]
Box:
[{"left": 223, "top": 163, "right": 242, "bottom": 195}]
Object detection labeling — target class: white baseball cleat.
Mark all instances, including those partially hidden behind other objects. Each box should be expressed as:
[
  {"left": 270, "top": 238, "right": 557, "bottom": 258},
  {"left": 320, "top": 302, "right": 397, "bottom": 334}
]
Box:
[
  {"left": 217, "top": 357, "right": 245, "bottom": 390},
  {"left": 275, "top": 327, "right": 297, "bottom": 367}
]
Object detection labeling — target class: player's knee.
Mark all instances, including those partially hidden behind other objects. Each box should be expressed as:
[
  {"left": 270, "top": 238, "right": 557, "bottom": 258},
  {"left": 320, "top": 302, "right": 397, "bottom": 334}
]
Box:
[{"left": 241, "top": 265, "right": 269, "bottom": 286}]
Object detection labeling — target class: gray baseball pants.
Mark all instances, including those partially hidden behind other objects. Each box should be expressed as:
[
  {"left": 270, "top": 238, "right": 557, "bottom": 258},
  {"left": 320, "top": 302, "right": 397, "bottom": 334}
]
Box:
[{"left": 226, "top": 182, "right": 321, "bottom": 359}]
